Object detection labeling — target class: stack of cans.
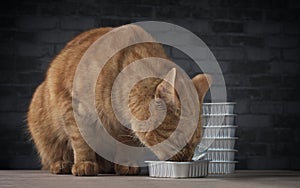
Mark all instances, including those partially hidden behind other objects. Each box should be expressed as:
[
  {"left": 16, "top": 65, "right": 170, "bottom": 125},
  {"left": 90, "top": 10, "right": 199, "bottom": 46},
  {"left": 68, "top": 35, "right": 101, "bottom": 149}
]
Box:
[{"left": 194, "top": 102, "right": 238, "bottom": 174}]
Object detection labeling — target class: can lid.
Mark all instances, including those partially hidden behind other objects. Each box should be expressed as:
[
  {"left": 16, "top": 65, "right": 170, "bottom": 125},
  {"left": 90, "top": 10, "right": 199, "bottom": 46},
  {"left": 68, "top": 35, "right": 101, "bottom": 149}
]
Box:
[
  {"left": 201, "top": 137, "right": 239, "bottom": 140},
  {"left": 202, "top": 114, "right": 237, "bottom": 117},
  {"left": 203, "top": 125, "right": 238, "bottom": 128},
  {"left": 209, "top": 161, "right": 238, "bottom": 163},
  {"left": 207, "top": 149, "right": 238, "bottom": 152},
  {"left": 203, "top": 102, "right": 236, "bottom": 105}
]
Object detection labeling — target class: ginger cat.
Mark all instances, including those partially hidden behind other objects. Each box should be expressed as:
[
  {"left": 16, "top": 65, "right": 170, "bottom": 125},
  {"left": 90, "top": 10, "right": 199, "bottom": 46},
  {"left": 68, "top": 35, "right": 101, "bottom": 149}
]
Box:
[{"left": 27, "top": 25, "right": 212, "bottom": 176}]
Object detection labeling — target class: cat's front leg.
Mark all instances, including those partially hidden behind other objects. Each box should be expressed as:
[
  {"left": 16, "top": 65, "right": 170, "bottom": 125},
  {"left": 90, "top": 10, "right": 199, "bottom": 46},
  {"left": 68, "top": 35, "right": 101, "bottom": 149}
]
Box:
[
  {"left": 63, "top": 115, "right": 99, "bottom": 176},
  {"left": 113, "top": 143, "right": 140, "bottom": 175},
  {"left": 69, "top": 133, "right": 99, "bottom": 176},
  {"left": 114, "top": 163, "right": 140, "bottom": 175}
]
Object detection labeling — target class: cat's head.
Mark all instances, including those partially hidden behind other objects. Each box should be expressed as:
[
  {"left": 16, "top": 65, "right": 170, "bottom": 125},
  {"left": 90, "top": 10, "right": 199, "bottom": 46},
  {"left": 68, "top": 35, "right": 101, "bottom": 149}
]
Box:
[{"left": 131, "top": 68, "right": 212, "bottom": 161}]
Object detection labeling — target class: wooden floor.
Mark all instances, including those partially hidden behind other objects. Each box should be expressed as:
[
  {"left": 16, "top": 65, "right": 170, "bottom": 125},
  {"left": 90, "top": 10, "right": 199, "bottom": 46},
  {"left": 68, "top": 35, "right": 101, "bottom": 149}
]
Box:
[{"left": 0, "top": 170, "right": 300, "bottom": 188}]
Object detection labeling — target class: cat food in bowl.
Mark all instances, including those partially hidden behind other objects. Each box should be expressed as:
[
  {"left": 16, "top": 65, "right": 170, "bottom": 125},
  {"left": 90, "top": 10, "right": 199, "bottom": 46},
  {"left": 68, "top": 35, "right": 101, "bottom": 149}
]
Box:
[
  {"left": 146, "top": 160, "right": 209, "bottom": 178},
  {"left": 202, "top": 102, "right": 236, "bottom": 115}
]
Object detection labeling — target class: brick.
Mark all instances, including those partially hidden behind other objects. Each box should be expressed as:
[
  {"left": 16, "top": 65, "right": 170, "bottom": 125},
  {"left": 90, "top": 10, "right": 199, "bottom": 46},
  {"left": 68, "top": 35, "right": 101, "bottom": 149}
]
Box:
[
  {"left": 0, "top": 16, "right": 16, "bottom": 29},
  {"left": 212, "top": 21, "right": 243, "bottom": 33},
  {"left": 269, "top": 88, "right": 299, "bottom": 101},
  {"left": 293, "top": 128, "right": 300, "bottom": 143},
  {"left": 256, "top": 127, "right": 293, "bottom": 143},
  {"left": 155, "top": 31, "right": 195, "bottom": 46},
  {"left": 60, "top": 16, "right": 95, "bottom": 30},
  {"left": 245, "top": 22, "right": 281, "bottom": 34},
  {"left": 265, "top": 9, "right": 300, "bottom": 21},
  {"left": 0, "top": 1, "right": 17, "bottom": 15},
  {"left": 223, "top": 74, "right": 250, "bottom": 87},
  {"left": 234, "top": 99, "right": 250, "bottom": 114},
  {"left": 214, "top": 35, "right": 231, "bottom": 47},
  {"left": 282, "top": 75, "right": 300, "bottom": 88},
  {"left": 190, "top": 8, "right": 211, "bottom": 19},
  {"left": 288, "top": 0, "right": 300, "bottom": 9},
  {"left": 209, "top": 8, "right": 228, "bottom": 19},
  {"left": 15, "top": 42, "right": 54, "bottom": 57},
  {"left": 237, "top": 114, "right": 272, "bottom": 127},
  {"left": 0, "top": 112, "right": 26, "bottom": 129},
  {"left": 211, "top": 47, "right": 245, "bottom": 61},
  {"left": 0, "top": 85, "right": 35, "bottom": 97},
  {"left": 236, "top": 142, "right": 269, "bottom": 157},
  {"left": 270, "top": 142, "right": 296, "bottom": 156},
  {"left": 246, "top": 48, "right": 271, "bottom": 61},
  {"left": 172, "top": 46, "right": 210, "bottom": 60},
  {"left": 0, "top": 154, "right": 41, "bottom": 170},
  {"left": 100, "top": 5, "right": 116, "bottom": 16},
  {"left": 0, "top": 42, "right": 14, "bottom": 56},
  {"left": 0, "top": 128, "right": 28, "bottom": 141},
  {"left": 0, "top": 30, "right": 15, "bottom": 42},
  {"left": 283, "top": 48, "right": 300, "bottom": 61},
  {"left": 15, "top": 56, "right": 43, "bottom": 71},
  {"left": 16, "top": 72, "right": 45, "bottom": 85},
  {"left": 235, "top": 127, "right": 257, "bottom": 141},
  {"left": 189, "top": 62, "right": 203, "bottom": 76},
  {"left": 269, "top": 62, "right": 300, "bottom": 75},
  {"left": 228, "top": 9, "right": 262, "bottom": 21},
  {"left": 0, "top": 55, "right": 15, "bottom": 70},
  {"left": 246, "top": 157, "right": 290, "bottom": 170},
  {"left": 0, "top": 71, "right": 16, "bottom": 84},
  {"left": 249, "top": 75, "right": 282, "bottom": 87},
  {"left": 15, "top": 1, "right": 39, "bottom": 15},
  {"left": 175, "top": 20, "right": 211, "bottom": 34},
  {"left": 209, "top": 0, "right": 252, "bottom": 8},
  {"left": 128, "top": 6, "right": 154, "bottom": 17},
  {"left": 156, "top": 6, "right": 190, "bottom": 18},
  {"left": 0, "top": 97, "right": 30, "bottom": 112},
  {"left": 282, "top": 23, "right": 300, "bottom": 34},
  {"left": 38, "top": 2, "right": 78, "bottom": 16},
  {"left": 231, "top": 36, "right": 263, "bottom": 47},
  {"left": 219, "top": 61, "right": 270, "bottom": 75},
  {"left": 283, "top": 101, "right": 300, "bottom": 114},
  {"left": 228, "top": 88, "right": 261, "bottom": 100},
  {"left": 99, "top": 18, "right": 131, "bottom": 27},
  {"left": 76, "top": 2, "right": 101, "bottom": 16},
  {"left": 15, "top": 31, "right": 37, "bottom": 42},
  {"left": 173, "top": 58, "right": 192, "bottom": 73},
  {"left": 265, "top": 36, "right": 298, "bottom": 48},
  {"left": 37, "top": 30, "right": 78, "bottom": 44},
  {"left": 250, "top": 101, "right": 283, "bottom": 114},
  {"left": 272, "top": 115, "right": 299, "bottom": 128},
  {"left": 16, "top": 16, "right": 59, "bottom": 30}
]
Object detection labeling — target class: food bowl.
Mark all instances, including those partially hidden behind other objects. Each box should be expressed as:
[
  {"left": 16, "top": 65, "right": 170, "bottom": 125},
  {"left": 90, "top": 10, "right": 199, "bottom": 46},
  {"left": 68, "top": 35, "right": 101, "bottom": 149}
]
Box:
[
  {"left": 208, "top": 161, "right": 237, "bottom": 174},
  {"left": 204, "top": 149, "right": 237, "bottom": 161},
  {"left": 146, "top": 160, "right": 209, "bottom": 178},
  {"left": 200, "top": 137, "right": 238, "bottom": 149},
  {"left": 203, "top": 126, "right": 237, "bottom": 138},
  {"left": 202, "top": 114, "right": 236, "bottom": 126},
  {"left": 202, "top": 102, "right": 236, "bottom": 115}
]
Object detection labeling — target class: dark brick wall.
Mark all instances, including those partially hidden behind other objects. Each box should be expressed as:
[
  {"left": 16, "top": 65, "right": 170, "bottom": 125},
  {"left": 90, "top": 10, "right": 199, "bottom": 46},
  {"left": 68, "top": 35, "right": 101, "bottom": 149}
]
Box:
[{"left": 0, "top": 0, "right": 299, "bottom": 170}]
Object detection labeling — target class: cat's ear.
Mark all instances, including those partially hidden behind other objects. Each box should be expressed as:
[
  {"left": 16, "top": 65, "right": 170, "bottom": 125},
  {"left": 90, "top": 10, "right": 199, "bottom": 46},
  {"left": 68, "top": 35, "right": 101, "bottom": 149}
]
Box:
[
  {"left": 155, "top": 68, "right": 180, "bottom": 108},
  {"left": 192, "top": 74, "right": 213, "bottom": 101}
]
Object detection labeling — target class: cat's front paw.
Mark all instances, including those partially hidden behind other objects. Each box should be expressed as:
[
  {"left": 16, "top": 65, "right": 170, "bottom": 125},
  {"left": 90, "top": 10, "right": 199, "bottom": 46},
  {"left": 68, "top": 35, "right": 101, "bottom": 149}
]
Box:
[
  {"left": 114, "top": 164, "right": 140, "bottom": 175},
  {"left": 50, "top": 160, "right": 73, "bottom": 174},
  {"left": 72, "top": 161, "right": 99, "bottom": 176}
]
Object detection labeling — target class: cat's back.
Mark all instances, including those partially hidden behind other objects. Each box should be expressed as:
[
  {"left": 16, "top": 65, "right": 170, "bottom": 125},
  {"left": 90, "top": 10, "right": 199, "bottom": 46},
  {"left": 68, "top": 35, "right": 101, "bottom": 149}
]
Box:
[{"left": 46, "top": 27, "right": 114, "bottom": 93}]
